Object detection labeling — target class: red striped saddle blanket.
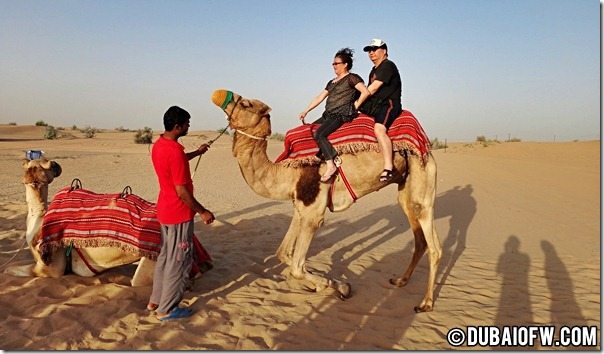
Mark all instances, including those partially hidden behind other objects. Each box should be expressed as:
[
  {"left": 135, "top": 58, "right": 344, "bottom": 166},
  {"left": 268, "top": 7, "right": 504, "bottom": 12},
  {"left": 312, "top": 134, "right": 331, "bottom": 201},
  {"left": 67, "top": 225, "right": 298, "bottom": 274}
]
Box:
[
  {"left": 39, "top": 186, "right": 212, "bottom": 274},
  {"left": 275, "top": 111, "right": 431, "bottom": 167}
]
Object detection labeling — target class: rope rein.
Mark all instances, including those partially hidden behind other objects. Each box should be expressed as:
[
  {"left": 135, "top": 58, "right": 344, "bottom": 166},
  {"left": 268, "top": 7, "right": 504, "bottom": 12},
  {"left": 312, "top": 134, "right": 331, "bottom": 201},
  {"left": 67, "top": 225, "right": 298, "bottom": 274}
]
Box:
[
  {"left": 191, "top": 95, "right": 241, "bottom": 178},
  {"left": 0, "top": 239, "right": 28, "bottom": 271}
]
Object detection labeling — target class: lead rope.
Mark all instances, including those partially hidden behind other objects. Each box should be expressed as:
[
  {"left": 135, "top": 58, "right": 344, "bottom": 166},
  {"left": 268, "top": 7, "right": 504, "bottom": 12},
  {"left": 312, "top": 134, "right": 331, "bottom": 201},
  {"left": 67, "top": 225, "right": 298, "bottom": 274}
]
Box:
[
  {"left": 191, "top": 125, "right": 229, "bottom": 178},
  {"left": 191, "top": 94, "right": 241, "bottom": 178},
  {"left": 0, "top": 239, "right": 28, "bottom": 271}
]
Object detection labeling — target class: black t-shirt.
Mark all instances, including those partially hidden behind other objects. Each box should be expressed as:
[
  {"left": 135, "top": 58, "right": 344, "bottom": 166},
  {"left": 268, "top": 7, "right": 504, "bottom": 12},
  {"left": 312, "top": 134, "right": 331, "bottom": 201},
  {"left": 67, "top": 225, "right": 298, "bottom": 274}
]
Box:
[
  {"left": 321, "top": 73, "right": 364, "bottom": 121},
  {"left": 362, "top": 59, "right": 402, "bottom": 113}
]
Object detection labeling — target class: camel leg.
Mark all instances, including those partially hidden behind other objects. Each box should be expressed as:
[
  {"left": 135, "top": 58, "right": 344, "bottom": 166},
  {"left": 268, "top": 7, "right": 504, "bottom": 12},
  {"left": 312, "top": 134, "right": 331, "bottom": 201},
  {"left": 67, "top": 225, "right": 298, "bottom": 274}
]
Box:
[
  {"left": 131, "top": 257, "right": 156, "bottom": 286},
  {"left": 393, "top": 155, "right": 441, "bottom": 312},
  {"left": 32, "top": 248, "right": 66, "bottom": 278},
  {"left": 288, "top": 202, "right": 351, "bottom": 299},
  {"left": 390, "top": 195, "right": 427, "bottom": 287},
  {"left": 275, "top": 207, "right": 301, "bottom": 266}
]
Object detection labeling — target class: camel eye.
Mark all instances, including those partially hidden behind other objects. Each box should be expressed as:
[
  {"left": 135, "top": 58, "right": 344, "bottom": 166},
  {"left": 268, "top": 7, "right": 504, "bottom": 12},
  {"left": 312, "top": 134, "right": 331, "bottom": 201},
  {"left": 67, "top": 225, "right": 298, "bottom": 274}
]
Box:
[{"left": 240, "top": 100, "right": 252, "bottom": 109}]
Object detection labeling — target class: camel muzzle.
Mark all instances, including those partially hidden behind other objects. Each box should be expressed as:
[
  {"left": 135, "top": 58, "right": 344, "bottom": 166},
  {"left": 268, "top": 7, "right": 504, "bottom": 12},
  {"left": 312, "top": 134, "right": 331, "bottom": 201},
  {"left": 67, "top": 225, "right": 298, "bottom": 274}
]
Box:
[{"left": 212, "top": 89, "right": 233, "bottom": 110}]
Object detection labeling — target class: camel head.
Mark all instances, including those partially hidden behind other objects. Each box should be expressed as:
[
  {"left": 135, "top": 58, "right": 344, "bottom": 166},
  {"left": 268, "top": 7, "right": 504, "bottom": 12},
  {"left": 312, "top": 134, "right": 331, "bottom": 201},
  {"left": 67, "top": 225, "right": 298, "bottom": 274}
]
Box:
[
  {"left": 211, "top": 89, "right": 272, "bottom": 139},
  {"left": 22, "top": 158, "right": 62, "bottom": 205},
  {"left": 22, "top": 158, "right": 62, "bottom": 186}
]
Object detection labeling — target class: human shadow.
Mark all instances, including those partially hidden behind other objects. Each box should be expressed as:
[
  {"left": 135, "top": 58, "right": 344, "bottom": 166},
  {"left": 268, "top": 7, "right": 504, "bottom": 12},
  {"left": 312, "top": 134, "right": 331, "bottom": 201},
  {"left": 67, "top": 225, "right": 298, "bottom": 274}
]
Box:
[
  {"left": 540, "top": 240, "right": 588, "bottom": 327},
  {"left": 492, "top": 235, "right": 534, "bottom": 350},
  {"left": 433, "top": 185, "right": 476, "bottom": 301},
  {"left": 494, "top": 235, "right": 534, "bottom": 327}
]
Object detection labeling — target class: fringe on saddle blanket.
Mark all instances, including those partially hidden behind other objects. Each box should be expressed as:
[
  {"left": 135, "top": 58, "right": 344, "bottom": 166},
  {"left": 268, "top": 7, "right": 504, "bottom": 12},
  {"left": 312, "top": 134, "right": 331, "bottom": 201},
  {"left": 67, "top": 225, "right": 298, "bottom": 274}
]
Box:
[
  {"left": 275, "top": 111, "right": 431, "bottom": 168},
  {"left": 39, "top": 187, "right": 212, "bottom": 272}
]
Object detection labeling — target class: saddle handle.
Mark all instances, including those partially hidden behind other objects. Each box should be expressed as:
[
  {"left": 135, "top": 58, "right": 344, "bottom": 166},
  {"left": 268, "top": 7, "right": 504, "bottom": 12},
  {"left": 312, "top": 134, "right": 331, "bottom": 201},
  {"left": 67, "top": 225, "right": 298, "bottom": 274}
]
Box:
[{"left": 69, "top": 178, "right": 82, "bottom": 191}]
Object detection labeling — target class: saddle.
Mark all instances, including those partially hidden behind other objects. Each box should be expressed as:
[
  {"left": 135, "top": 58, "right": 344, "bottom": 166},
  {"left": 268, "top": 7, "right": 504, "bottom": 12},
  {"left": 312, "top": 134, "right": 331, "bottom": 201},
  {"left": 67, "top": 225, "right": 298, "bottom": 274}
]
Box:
[
  {"left": 39, "top": 182, "right": 212, "bottom": 275},
  {"left": 275, "top": 110, "right": 431, "bottom": 167}
]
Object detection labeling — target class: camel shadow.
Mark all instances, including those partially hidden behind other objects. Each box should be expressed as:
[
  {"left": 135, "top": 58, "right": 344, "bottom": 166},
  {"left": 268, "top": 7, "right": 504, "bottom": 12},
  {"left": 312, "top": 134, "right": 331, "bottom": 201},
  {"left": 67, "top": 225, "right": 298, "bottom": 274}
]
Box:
[{"left": 433, "top": 184, "right": 476, "bottom": 301}]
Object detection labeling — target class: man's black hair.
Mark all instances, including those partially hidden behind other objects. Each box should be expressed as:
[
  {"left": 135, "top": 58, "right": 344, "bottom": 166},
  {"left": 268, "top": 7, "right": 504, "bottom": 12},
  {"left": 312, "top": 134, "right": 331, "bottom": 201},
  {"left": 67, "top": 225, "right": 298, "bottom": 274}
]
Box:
[{"left": 163, "top": 106, "right": 190, "bottom": 131}]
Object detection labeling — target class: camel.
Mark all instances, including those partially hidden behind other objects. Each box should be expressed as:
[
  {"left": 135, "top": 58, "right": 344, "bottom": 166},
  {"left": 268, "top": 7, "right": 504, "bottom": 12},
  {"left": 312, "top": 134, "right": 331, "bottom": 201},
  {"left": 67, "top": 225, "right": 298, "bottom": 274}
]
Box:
[
  {"left": 5, "top": 158, "right": 155, "bottom": 286},
  {"left": 211, "top": 89, "right": 441, "bottom": 312}
]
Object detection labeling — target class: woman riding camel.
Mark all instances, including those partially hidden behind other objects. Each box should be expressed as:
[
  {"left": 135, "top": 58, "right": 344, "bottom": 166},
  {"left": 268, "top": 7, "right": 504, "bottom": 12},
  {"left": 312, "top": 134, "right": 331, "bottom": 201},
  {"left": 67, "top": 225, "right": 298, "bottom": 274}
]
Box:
[{"left": 299, "top": 47, "right": 371, "bottom": 182}]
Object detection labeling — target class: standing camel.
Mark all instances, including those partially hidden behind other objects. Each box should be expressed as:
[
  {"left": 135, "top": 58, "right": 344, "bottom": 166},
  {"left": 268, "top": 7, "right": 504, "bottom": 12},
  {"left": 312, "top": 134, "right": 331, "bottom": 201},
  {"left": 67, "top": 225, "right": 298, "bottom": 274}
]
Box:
[{"left": 211, "top": 89, "right": 441, "bottom": 312}]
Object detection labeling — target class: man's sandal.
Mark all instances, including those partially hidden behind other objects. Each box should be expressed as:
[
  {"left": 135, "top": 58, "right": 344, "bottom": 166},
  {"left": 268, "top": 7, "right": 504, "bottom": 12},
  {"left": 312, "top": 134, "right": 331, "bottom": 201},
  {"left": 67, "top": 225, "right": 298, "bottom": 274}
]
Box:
[
  {"left": 157, "top": 307, "right": 193, "bottom": 321},
  {"left": 379, "top": 169, "right": 394, "bottom": 182}
]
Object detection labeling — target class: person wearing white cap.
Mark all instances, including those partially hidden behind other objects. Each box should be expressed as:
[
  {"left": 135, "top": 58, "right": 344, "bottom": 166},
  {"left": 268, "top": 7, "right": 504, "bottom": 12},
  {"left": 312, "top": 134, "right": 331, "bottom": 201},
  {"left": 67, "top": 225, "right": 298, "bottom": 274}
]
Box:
[
  {"left": 299, "top": 47, "right": 371, "bottom": 182},
  {"left": 360, "top": 38, "right": 402, "bottom": 182}
]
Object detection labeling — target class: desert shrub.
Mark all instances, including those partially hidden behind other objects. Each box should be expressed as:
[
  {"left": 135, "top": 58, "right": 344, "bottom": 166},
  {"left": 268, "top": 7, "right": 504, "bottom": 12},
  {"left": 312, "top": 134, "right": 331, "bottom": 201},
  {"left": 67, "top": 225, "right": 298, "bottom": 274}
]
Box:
[
  {"left": 71, "top": 125, "right": 78, "bottom": 130},
  {"left": 134, "top": 127, "right": 153, "bottom": 144},
  {"left": 217, "top": 128, "right": 230, "bottom": 136},
  {"left": 8, "top": 122, "right": 16, "bottom": 126},
  {"left": 270, "top": 132, "right": 285, "bottom": 141},
  {"left": 430, "top": 137, "right": 447, "bottom": 150},
  {"left": 35, "top": 120, "right": 48, "bottom": 126},
  {"left": 44, "top": 125, "right": 57, "bottom": 139},
  {"left": 476, "top": 135, "right": 501, "bottom": 147},
  {"left": 115, "top": 126, "right": 130, "bottom": 132},
  {"left": 81, "top": 126, "right": 97, "bottom": 138},
  {"left": 507, "top": 137, "right": 521, "bottom": 142}
]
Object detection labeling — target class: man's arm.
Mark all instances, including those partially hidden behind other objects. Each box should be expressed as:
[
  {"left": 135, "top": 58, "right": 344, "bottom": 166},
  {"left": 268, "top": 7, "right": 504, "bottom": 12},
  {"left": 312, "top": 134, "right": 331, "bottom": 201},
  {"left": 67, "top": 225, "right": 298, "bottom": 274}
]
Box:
[
  {"left": 175, "top": 184, "right": 215, "bottom": 224},
  {"left": 366, "top": 80, "right": 383, "bottom": 95},
  {"left": 185, "top": 143, "right": 210, "bottom": 161}
]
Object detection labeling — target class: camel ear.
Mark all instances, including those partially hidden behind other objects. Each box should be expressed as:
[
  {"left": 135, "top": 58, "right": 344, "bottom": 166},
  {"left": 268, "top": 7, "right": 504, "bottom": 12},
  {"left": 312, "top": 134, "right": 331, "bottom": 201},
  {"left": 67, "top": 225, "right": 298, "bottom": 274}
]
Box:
[
  {"left": 50, "top": 161, "right": 62, "bottom": 177},
  {"left": 259, "top": 102, "right": 272, "bottom": 116},
  {"left": 39, "top": 159, "right": 51, "bottom": 169}
]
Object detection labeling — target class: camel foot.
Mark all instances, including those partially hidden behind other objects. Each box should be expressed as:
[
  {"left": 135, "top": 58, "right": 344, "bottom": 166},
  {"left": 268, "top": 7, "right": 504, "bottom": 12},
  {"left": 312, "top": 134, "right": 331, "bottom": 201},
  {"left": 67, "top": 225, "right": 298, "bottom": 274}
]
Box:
[
  {"left": 332, "top": 281, "right": 352, "bottom": 300},
  {"left": 389, "top": 277, "right": 409, "bottom": 287},
  {"left": 414, "top": 301, "right": 434, "bottom": 313}
]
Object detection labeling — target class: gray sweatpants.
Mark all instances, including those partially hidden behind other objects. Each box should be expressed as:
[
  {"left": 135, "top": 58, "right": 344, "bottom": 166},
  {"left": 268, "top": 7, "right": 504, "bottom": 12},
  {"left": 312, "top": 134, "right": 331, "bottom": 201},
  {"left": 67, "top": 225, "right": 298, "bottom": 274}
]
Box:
[{"left": 149, "top": 220, "right": 194, "bottom": 314}]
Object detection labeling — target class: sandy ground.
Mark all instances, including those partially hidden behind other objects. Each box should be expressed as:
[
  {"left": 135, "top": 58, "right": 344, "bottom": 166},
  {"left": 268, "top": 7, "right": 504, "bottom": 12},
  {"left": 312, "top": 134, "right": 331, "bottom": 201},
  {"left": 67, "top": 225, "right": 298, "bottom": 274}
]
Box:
[{"left": 0, "top": 124, "right": 599, "bottom": 350}]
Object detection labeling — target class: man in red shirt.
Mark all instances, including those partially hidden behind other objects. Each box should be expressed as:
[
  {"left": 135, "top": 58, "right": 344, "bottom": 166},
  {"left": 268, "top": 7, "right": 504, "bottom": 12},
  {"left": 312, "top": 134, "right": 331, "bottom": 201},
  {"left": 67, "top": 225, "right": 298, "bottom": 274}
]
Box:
[{"left": 148, "top": 105, "right": 215, "bottom": 321}]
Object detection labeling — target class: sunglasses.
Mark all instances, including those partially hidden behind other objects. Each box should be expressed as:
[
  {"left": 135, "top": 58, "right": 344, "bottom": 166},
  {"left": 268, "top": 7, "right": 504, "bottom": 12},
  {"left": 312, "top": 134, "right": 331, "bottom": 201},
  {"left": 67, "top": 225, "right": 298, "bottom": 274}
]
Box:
[
  {"left": 332, "top": 62, "right": 345, "bottom": 66},
  {"left": 367, "top": 47, "right": 382, "bottom": 52}
]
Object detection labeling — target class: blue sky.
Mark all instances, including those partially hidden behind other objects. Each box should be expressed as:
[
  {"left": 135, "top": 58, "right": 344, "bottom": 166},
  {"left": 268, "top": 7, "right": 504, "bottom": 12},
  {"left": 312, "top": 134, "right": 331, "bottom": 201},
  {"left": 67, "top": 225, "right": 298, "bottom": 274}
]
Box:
[{"left": 0, "top": 0, "right": 599, "bottom": 141}]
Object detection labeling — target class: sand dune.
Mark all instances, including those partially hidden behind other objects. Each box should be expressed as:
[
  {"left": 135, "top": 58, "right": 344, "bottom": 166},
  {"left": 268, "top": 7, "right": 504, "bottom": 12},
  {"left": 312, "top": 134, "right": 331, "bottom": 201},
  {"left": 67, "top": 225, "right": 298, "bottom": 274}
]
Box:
[{"left": 0, "top": 125, "right": 599, "bottom": 350}]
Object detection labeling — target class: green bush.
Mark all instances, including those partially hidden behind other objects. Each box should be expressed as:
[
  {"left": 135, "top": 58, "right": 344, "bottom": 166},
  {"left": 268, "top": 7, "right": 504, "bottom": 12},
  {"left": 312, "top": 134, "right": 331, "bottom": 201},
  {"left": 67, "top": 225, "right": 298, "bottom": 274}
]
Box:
[
  {"left": 44, "top": 125, "right": 57, "bottom": 139},
  {"left": 270, "top": 132, "right": 285, "bottom": 141},
  {"left": 81, "top": 126, "right": 97, "bottom": 138},
  {"left": 35, "top": 120, "right": 48, "bottom": 126},
  {"left": 134, "top": 127, "right": 153, "bottom": 144},
  {"left": 430, "top": 137, "right": 447, "bottom": 150},
  {"left": 217, "top": 128, "right": 230, "bottom": 136}
]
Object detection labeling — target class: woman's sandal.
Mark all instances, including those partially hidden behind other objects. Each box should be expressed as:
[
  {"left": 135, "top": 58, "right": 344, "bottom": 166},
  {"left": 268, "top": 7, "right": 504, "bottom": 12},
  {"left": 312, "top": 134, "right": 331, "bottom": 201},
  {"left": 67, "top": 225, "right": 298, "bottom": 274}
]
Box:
[{"left": 379, "top": 169, "right": 394, "bottom": 182}]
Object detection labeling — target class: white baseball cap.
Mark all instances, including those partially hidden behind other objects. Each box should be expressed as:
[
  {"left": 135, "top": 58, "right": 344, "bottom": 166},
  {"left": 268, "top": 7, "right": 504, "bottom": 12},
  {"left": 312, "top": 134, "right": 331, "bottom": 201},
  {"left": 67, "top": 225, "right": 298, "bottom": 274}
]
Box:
[{"left": 363, "top": 38, "right": 388, "bottom": 52}]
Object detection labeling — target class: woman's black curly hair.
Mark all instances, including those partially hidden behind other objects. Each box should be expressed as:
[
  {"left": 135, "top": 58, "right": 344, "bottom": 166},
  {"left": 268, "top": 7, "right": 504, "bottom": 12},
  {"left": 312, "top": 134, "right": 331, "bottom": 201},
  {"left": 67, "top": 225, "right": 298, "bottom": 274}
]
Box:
[{"left": 335, "top": 47, "right": 355, "bottom": 70}]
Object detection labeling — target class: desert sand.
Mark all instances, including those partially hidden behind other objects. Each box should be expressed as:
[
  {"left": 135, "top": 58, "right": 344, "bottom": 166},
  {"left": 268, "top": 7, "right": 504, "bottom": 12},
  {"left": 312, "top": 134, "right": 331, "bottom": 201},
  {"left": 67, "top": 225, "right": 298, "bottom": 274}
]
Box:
[{"left": 0, "top": 124, "right": 599, "bottom": 350}]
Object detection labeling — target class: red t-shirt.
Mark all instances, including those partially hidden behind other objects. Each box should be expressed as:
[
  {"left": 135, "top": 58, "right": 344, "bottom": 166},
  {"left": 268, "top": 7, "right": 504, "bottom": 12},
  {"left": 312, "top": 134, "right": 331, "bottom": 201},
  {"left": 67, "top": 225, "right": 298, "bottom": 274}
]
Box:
[{"left": 151, "top": 135, "right": 195, "bottom": 224}]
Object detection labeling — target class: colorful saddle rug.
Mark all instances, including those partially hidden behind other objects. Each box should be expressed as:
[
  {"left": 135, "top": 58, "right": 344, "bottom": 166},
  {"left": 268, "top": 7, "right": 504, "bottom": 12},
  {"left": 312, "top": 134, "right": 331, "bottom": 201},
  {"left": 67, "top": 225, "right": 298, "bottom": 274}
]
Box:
[
  {"left": 275, "top": 111, "right": 431, "bottom": 167},
  {"left": 39, "top": 186, "right": 212, "bottom": 274}
]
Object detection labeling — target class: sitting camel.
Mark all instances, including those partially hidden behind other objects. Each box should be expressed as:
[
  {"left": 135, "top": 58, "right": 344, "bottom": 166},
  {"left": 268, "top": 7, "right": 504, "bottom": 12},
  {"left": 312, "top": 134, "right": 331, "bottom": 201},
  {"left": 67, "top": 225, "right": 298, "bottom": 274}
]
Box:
[
  {"left": 211, "top": 89, "right": 441, "bottom": 312},
  {"left": 5, "top": 158, "right": 155, "bottom": 286}
]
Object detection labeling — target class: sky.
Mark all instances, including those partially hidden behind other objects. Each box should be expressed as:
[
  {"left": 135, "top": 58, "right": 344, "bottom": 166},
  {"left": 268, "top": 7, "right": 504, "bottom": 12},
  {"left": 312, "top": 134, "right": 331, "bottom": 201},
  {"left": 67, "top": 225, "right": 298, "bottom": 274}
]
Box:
[{"left": 0, "top": 0, "right": 600, "bottom": 142}]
